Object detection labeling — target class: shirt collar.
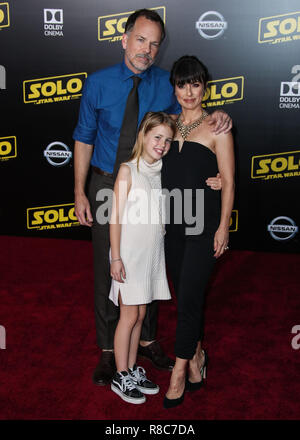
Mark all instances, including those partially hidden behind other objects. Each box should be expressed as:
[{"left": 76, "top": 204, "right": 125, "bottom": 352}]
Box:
[{"left": 120, "top": 60, "right": 152, "bottom": 83}]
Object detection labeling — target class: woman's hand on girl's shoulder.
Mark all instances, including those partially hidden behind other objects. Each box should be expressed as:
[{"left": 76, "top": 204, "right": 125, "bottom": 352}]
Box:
[{"left": 207, "top": 110, "right": 232, "bottom": 135}]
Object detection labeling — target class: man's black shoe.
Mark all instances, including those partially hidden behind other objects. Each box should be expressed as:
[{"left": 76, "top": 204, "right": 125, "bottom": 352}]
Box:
[
  {"left": 138, "top": 341, "right": 175, "bottom": 371},
  {"left": 93, "top": 351, "right": 116, "bottom": 386}
]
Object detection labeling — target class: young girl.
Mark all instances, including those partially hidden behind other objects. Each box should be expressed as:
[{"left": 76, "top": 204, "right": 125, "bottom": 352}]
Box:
[{"left": 109, "top": 112, "right": 176, "bottom": 404}]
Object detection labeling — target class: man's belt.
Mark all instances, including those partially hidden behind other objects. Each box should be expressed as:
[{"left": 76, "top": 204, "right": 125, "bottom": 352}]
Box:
[{"left": 92, "top": 166, "right": 113, "bottom": 178}]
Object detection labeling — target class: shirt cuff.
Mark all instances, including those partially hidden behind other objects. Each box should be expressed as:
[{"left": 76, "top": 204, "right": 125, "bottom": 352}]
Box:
[{"left": 73, "top": 123, "right": 97, "bottom": 145}]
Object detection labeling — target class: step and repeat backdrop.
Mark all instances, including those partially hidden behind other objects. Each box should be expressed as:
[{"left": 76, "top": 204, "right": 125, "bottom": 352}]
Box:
[{"left": 1, "top": 0, "right": 299, "bottom": 252}]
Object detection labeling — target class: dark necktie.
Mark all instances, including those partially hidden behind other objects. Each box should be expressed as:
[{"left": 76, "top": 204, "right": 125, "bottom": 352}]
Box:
[{"left": 113, "top": 76, "right": 141, "bottom": 179}]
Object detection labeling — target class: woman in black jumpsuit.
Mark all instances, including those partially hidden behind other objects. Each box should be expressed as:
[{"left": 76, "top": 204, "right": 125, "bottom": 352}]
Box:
[{"left": 162, "top": 56, "right": 235, "bottom": 408}]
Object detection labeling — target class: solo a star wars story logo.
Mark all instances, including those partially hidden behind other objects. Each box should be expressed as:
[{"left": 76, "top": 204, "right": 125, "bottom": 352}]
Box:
[
  {"left": 229, "top": 210, "right": 238, "bottom": 232},
  {"left": 27, "top": 203, "right": 79, "bottom": 230},
  {"left": 0, "top": 2, "right": 10, "bottom": 29},
  {"left": 23, "top": 73, "right": 87, "bottom": 105},
  {"left": 258, "top": 11, "right": 300, "bottom": 44},
  {"left": 202, "top": 76, "right": 244, "bottom": 108},
  {"left": 98, "top": 7, "right": 165, "bottom": 42},
  {"left": 0, "top": 136, "right": 17, "bottom": 161},
  {"left": 251, "top": 150, "right": 300, "bottom": 180}
]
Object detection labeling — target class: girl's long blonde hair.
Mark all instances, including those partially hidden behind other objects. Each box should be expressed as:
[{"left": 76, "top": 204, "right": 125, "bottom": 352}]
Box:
[{"left": 128, "top": 112, "right": 176, "bottom": 170}]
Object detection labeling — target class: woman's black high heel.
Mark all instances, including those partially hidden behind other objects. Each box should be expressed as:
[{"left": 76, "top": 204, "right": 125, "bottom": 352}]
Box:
[
  {"left": 186, "top": 349, "right": 208, "bottom": 392},
  {"left": 163, "top": 374, "right": 186, "bottom": 409},
  {"left": 163, "top": 388, "right": 185, "bottom": 409}
]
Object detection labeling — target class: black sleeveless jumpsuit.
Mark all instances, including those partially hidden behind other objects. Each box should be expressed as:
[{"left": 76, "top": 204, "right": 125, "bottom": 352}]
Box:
[{"left": 161, "top": 140, "right": 221, "bottom": 359}]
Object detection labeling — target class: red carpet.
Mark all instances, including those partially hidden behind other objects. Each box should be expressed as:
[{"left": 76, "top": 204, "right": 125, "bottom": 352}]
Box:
[{"left": 1, "top": 235, "right": 300, "bottom": 420}]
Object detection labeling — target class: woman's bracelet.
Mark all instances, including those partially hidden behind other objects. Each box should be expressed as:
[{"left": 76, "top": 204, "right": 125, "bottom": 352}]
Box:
[{"left": 111, "top": 257, "right": 122, "bottom": 263}]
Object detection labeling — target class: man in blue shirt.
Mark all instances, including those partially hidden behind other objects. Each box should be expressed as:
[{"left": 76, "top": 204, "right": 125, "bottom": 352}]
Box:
[{"left": 73, "top": 9, "right": 231, "bottom": 387}]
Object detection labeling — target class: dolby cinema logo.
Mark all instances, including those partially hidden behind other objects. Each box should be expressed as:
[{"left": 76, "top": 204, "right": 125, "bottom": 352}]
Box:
[
  {"left": 268, "top": 216, "right": 298, "bottom": 241},
  {"left": 44, "top": 142, "right": 72, "bottom": 167},
  {"left": 279, "top": 65, "right": 300, "bottom": 110},
  {"left": 44, "top": 9, "right": 64, "bottom": 37},
  {"left": 196, "top": 11, "right": 227, "bottom": 39}
]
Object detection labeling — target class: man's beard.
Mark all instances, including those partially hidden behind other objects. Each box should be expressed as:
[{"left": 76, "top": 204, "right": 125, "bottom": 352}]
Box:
[{"left": 126, "top": 53, "right": 154, "bottom": 72}]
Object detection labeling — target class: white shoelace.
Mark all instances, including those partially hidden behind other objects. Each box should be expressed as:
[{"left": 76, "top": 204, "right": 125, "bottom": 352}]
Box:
[
  {"left": 120, "top": 373, "right": 136, "bottom": 392},
  {"left": 131, "top": 366, "right": 147, "bottom": 383}
]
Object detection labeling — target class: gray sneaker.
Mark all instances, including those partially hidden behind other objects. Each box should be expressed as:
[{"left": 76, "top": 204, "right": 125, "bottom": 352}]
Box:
[
  {"left": 111, "top": 371, "right": 146, "bottom": 404},
  {"left": 129, "top": 364, "right": 159, "bottom": 395}
]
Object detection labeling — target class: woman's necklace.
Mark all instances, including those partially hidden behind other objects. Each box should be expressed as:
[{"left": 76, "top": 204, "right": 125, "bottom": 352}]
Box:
[{"left": 176, "top": 110, "right": 209, "bottom": 140}]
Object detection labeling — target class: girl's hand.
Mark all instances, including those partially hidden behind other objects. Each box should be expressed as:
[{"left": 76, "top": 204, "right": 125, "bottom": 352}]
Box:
[
  {"left": 214, "top": 227, "right": 229, "bottom": 258},
  {"left": 110, "top": 260, "right": 126, "bottom": 283},
  {"left": 206, "top": 173, "right": 222, "bottom": 191}
]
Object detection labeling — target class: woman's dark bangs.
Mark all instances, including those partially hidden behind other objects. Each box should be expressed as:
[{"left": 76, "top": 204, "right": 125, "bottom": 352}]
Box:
[{"left": 174, "top": 63, "right": 204, "bottom": 86}]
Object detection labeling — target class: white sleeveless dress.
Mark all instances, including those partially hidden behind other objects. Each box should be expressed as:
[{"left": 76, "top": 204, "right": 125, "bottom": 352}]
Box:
[{"left": 109, "top": 157, "right": 171, "bottom": 306}]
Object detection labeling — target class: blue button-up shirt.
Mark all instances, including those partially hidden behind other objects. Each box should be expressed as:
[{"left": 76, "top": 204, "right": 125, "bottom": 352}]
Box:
[{"left": 73, "top": 61, "right": 180, "bottom": 173}]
